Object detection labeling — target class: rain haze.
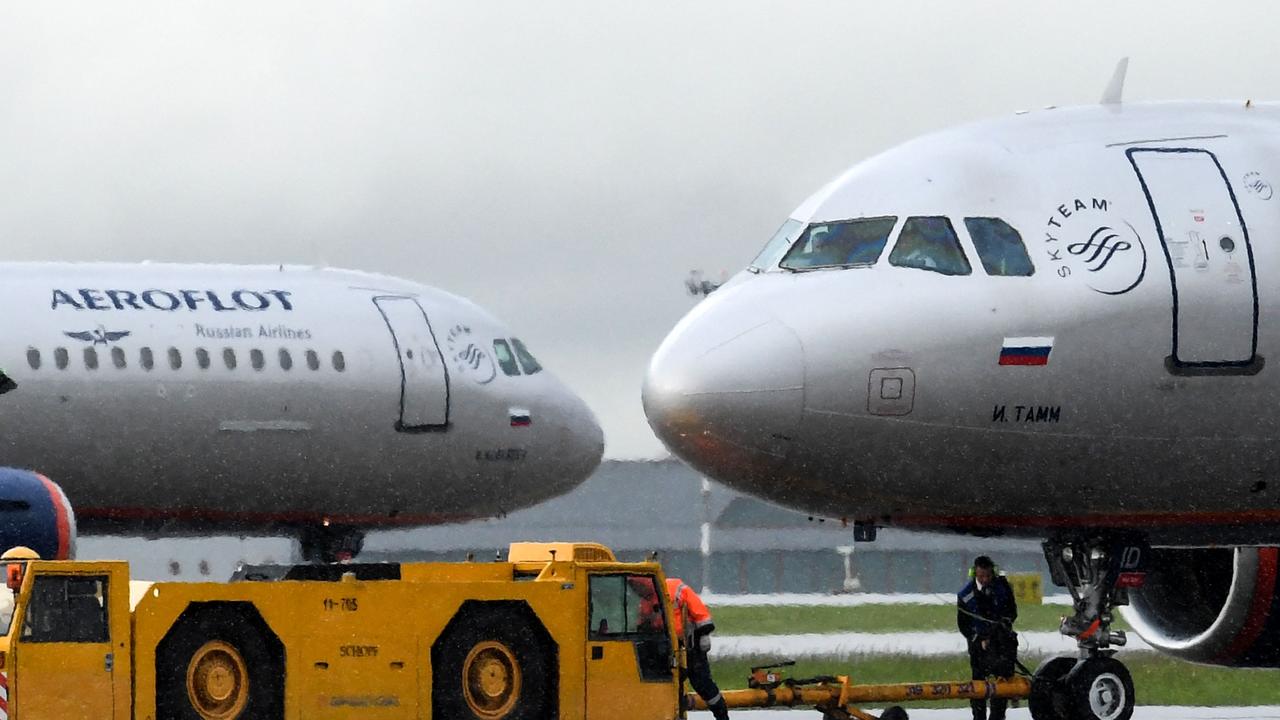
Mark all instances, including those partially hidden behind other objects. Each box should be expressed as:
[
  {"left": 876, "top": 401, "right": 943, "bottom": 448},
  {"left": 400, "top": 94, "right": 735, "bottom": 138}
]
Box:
[{"left": 2, "top": 2, "right": 1277, "bottom": 458}]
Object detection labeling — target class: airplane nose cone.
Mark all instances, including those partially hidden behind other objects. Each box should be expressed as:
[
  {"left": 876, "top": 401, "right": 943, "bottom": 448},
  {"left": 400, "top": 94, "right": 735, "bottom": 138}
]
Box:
[{"left": 643, "top": 306, "right": 804, "bottom": 480}]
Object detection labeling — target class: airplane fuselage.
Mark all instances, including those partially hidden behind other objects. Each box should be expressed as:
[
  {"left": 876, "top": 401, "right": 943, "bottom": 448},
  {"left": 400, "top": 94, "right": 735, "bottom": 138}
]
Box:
[
  {"left": 646, "top": 101, "right": 1280, "bottom": 545},
  {"left": 0, "top": 263, "right": 602, "bottom": 537}
]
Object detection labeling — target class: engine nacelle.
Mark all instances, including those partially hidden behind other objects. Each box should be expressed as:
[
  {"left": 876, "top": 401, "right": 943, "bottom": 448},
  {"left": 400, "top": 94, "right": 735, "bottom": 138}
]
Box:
[
  {"left": 1125, "top": 546, "right": 1280, "bottom": 667},
  {"left": 0, "top": 468, "right": 76, "bottom": 560}
]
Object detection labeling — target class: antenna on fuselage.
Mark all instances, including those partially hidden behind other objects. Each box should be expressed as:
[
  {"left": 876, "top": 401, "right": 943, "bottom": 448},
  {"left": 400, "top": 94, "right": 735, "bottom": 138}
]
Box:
[{"left": 1100, "top": 57, "right": 1129, "bottom": 105}]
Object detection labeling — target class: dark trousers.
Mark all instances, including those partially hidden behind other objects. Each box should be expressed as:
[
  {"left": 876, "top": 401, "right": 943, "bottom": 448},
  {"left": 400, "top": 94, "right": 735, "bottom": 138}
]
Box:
[
  {"left": 686, "top": 646, "right": 729, "bottom": 720},
  {"left": 967, "top": 637, "right": 1015, "bottom": 720}
]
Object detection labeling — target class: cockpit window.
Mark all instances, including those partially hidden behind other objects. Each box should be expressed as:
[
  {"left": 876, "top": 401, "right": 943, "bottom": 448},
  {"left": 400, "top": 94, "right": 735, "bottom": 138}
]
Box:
[
  {"left": 964, "top": 217, "right": 1035, "bottom": 276},
  {"left": 888, "top": 216, "right": 972, "bottom": 276},
  {"left": 750, "top": 219, "right": 805, "bottom": 271},
  {"left": 510, "top": 338, "right": 542, "bottom": 375},
  {"left": 779, "top": 216, "right": 897, "bottom": 270},
  {"left": 492, "top": 340, "right": 520, "bottom": 376}
]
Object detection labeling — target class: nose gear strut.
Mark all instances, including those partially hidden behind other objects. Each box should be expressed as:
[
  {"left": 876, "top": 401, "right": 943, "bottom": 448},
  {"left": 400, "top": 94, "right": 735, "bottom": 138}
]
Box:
[{"left": 1042, "top": 534, "right": 1149, "bottom": 652}]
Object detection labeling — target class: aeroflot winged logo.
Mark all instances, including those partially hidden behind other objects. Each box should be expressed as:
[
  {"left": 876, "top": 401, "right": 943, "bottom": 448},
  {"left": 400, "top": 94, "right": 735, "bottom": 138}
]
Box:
[
  {"left": 51, "top": 289, "right": 294, "bottom": 312},
  {"left": 64, "top": 326, "right": 131, "bottom": 345}
]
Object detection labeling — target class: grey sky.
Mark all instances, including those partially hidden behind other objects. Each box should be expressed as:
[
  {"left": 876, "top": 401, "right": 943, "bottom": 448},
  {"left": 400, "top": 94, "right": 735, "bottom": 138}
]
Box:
[{"left": 1, "top": 2, "right": 1276, "bottom": 457}]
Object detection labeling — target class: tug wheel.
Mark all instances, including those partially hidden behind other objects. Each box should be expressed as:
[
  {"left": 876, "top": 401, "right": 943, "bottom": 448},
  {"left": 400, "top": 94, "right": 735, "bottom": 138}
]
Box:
[
  {"left": 432, "top": 602, "right": 557, "bottom": 720},
  {"left": 156, "top": 603, "right": 284, "bottom": 720},
  {"left": 463, "top": 641, "right": 523, "bottom": 719},
  {"left": 186, "top": 640, "right": 249, "bottom": 719}
]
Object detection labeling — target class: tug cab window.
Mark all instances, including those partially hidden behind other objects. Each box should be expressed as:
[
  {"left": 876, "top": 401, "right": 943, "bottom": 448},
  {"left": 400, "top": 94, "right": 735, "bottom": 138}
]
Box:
[
  {"left": 780, "top": 216, "right": 897, "bottom": 270},
  {"left": 964, "top": 217, "right": 1035, "bottom": 276},
  {"left": 22, "top": 575, "right": 109, "bottom": 643},
  {"left": 588, "top": 573, "right": 671, "bottom": 682},
  {"left": 511, "top": 339, "right": 542, "bottom": 375},
  {"left": 750, "top": 218, "right": 805, "bottom": 271},
  {"left": 888, "top": 216, "right": 972, "bottom": 276},
  {"left": 493, "top": 340, "right": 520, "bottom": 376}
]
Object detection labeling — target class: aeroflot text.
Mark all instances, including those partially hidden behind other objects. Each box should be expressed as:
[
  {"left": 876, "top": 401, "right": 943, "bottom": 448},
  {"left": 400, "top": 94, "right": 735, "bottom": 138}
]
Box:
[{"left": 52, "top": 289, "right": 294, "bottom": 312}]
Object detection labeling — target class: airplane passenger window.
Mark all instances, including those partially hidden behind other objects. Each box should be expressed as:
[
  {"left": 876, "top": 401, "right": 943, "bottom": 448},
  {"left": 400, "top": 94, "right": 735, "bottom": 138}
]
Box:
[
  {"left": 306, "top": 350, "right": 320, "bottom": 371},
  {"left": 279, "top": 349, "right": 293, "bottom": 371},
  {"left": 511, "top": 339, "right": 542, "bottom": 375},
  {"left": 26, "top": 348, "right": 40, "bottom": 370},
  {"left": 140, "top": 347, "right": 154, "bottom": 371},
  {"left": 250, "top": 349, "right": 265, "bottom": 371},
  {"left": 492, "top": 340, "right": 521, "bottom": 376},
  {"left": 83, "top": 348, "right": 99, "bottom": 370},
  {"left": 964, "top": 217, "right": 1035, "bottom": 276},
  {"left": 168, "top": 348, "right": 182, "bottom": 370},
  {"left": 779, "top": 216, "right": 898, "bottom": 270},
  {"left": 196, "top": 348, "right": 211, "bottom": 370},
  {"left": 332, "top": 351, "right": 346, "bottom": 372},
  {"left": 888, "top": 216, "right": 972, "bottom": 276},
  {"left": 111, "top": 347, "right": 126, "bottom": 369},
  {"left": 55, "top": 348, "right": 69, "bottom": 370},
  {"left": 750, "top": 218, "right": 806, "bottom": 271},
  {"left": 223, "top": 348, "right": 237, "bottom": 370}
]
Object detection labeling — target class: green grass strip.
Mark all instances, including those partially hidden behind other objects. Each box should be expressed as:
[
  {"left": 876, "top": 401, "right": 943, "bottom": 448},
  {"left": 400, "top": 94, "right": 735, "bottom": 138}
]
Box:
[{"left": 709, "top": 654, "right": 1280, "bottom": 707}]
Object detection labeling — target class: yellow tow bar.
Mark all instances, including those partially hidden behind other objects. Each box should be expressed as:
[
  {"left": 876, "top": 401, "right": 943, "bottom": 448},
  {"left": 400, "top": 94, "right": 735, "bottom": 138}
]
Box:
[{"left": 686, "top": 672, "right": 1032, "bottom": 720}]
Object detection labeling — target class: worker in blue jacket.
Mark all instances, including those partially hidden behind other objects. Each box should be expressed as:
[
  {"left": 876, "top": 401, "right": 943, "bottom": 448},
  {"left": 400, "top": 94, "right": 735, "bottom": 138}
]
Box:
[{"left": 957, "top": 555, "right": 1018, "bottom": 720}]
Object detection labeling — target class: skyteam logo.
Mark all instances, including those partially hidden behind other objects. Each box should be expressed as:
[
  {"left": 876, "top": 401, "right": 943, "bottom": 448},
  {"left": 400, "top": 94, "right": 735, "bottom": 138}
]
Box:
[
  {"left": 1043, "top": 197, "right": 1146, "bottom": 296},
  {"left": 52, "top": 289, "right": 295, "bottom": 312},
  {"left": 445, "top": 324, "right": 496, "bottom": 385}
]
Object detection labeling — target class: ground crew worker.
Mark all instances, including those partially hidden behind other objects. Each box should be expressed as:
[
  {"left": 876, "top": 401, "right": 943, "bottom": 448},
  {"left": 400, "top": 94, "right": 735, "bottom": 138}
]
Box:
[
  {"left": 957, "top": 555, "right": 1018, "bottom": 720},
  {"left": 667, "top": 577, "right": 730, "bottom": 720}
]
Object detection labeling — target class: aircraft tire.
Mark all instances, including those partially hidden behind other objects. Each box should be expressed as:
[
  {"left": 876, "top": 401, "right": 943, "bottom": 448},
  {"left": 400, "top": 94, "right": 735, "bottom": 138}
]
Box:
[
  {"left": 1063, "top": 656, "right": 1134, "bottom": 720},
  {"left": 880, "top": 705, "right": 909, "bottom": 720},
  {"left": 155, "top": 604, "right": 284, "bottom": 720},
  {"left": 1029, "top": 654, "right": 1078, "bottom": 720},
  {"left": 432, "top": 602, "right": 556, "bottom": 720}
]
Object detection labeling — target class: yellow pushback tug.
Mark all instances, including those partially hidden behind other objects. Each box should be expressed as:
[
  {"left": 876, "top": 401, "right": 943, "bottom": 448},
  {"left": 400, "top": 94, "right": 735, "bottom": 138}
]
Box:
[{"left": 0, "top": 543, "right": 1091, "bottom": 720}]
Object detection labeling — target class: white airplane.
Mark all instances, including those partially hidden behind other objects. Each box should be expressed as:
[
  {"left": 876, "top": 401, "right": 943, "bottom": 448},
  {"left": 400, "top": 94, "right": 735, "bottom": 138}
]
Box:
[
  {"left": 645, "top": 75, "right": 1280, "bottom": 717},
  {"left": 0, "top": 262, "right": 603, "bottom": 562}
]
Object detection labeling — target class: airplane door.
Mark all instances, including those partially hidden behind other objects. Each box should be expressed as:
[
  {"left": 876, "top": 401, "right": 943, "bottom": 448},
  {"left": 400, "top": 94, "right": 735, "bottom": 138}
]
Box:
[
  {"left": 1128, "top": 148, "right": 1260, "bottom": 372},
  {"left": 373, "top": 296, "right": 450, "bottom": 431}
]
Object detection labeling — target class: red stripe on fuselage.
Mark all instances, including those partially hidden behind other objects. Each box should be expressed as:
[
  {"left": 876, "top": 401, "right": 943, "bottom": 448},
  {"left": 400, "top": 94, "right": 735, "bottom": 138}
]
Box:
[
  {"left": 76, "top": 506, "right": 478, "bottom": 527},
  {"left": 1217, "top": 547, "right": 1279, "bottom": 664},
  {"left": 37, "top": 474, "right": 71, "bottom": 559},
  {"left": 892, "top": 509, "right": 1280, "bottom": 530}
]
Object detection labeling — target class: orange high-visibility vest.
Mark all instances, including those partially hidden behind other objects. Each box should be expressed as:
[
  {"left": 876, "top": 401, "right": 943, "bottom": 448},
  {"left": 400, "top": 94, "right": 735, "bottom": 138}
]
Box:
[{"left": 666, "top": 578, "right": 715, "bottom": 641}]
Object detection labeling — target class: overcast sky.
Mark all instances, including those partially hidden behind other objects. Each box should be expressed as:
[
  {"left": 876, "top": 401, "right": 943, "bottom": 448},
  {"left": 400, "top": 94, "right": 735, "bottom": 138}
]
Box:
[{"left": 1, "top": 2, "right": 1276, "bottom": 458}]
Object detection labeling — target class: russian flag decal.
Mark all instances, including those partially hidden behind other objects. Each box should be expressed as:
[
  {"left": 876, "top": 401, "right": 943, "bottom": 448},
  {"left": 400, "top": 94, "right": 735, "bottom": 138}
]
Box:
[
  {"left": 509, "top": 408, "right": 532, "bottom": 427},
  {"left": 999, "top": 337, "right": 1054, "bottom": 366}
]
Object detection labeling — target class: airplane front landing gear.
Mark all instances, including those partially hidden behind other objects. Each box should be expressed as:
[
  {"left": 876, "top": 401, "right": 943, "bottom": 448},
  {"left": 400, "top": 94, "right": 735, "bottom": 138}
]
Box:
[
  {"left": 1031, "top": 535, "right": 1147, "bottom": 720},
  {"left": 298, "top": 524, "right": 366, "bottom": 563}
]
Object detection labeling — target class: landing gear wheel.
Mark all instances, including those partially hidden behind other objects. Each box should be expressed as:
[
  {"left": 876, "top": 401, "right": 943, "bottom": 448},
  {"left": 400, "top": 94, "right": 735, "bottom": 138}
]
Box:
[
  {"left": 879, "top": 706, "right": 909, "bottom": 720},
  {"left": 1029, "top": 655, "right": 1078, "bottom": 720},
  {"left": 432, "top": 604, "right": 556, "bottom": 720},
  {"left": 1064, "top": 657, "right": 1134, "bottom": 720},
  {"left": 156, "top": 606, "right": 284, "bottom": 720}
]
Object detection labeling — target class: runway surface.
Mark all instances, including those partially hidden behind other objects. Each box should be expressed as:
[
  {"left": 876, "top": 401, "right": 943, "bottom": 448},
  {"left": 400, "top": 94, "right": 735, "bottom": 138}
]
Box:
[{"left": 690, "top": 707, "right": 1280, "bottom": 719}]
